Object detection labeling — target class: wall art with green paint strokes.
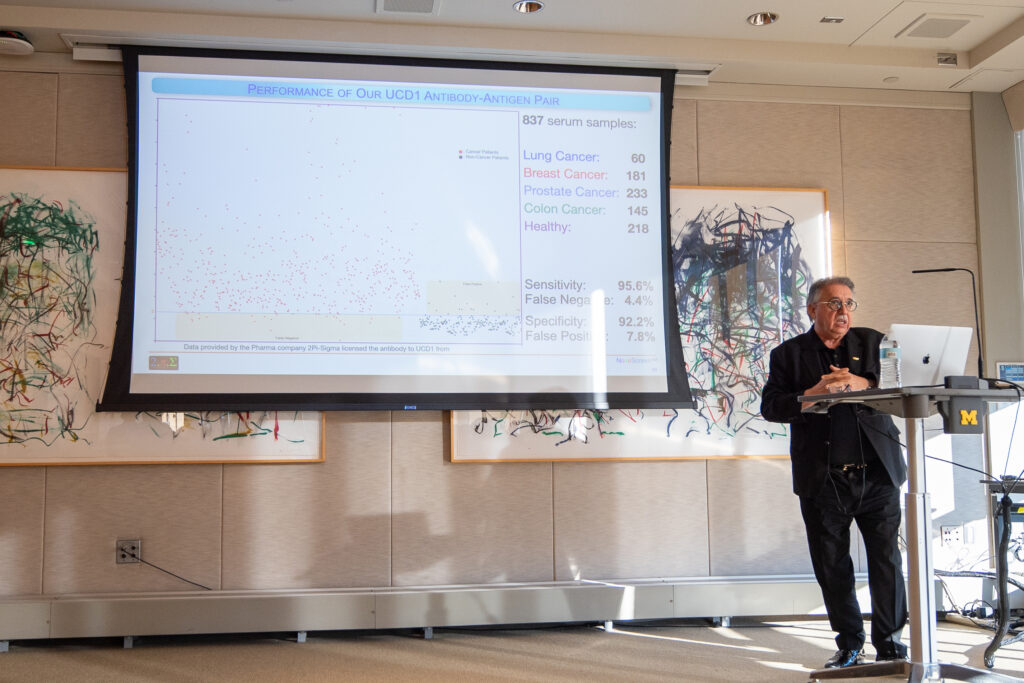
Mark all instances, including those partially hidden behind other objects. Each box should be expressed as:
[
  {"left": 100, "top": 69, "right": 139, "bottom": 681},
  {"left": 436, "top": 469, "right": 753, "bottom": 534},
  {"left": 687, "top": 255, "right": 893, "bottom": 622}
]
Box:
[{"left": 0, "top": 168, "right": 320, "bottom": 464}]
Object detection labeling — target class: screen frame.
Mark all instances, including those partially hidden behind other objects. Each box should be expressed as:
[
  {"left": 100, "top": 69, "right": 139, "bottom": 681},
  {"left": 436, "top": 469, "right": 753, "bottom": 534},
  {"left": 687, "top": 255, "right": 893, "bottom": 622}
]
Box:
[{"left": 97, "top": 45, "right": 693, "bottom": 412}]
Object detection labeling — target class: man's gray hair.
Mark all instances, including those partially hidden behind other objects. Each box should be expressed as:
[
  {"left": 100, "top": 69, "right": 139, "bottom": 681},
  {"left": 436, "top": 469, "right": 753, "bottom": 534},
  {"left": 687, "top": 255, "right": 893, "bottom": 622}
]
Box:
[{"left": 807, "top": 276, "right": 855, "bottom": 306}]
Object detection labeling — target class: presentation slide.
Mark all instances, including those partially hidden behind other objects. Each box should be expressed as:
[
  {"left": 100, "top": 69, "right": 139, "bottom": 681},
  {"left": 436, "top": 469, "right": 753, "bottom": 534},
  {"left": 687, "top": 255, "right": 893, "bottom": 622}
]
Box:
[{"left": 100, "top": 50, "right": 691, "bottom": 410}]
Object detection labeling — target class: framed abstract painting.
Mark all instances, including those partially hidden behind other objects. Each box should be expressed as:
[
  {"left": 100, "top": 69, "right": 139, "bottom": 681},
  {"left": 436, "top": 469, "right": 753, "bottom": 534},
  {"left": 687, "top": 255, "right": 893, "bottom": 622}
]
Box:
[
  {"left": 0, "top": 167, "right": 322, "bottom": 464},
  {"left": 450, "top": 186, "right": 830, "bottom": 461}
]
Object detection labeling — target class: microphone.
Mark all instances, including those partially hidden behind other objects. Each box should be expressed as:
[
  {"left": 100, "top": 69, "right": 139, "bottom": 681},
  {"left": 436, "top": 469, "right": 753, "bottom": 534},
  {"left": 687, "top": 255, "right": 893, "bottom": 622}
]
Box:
[{"left": 911, "top": 267, "right": 984, "bottom": 377}]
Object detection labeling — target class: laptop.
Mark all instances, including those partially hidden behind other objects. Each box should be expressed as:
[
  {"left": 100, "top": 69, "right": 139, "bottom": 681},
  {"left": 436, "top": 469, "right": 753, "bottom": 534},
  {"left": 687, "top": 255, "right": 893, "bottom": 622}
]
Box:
[{"left": 884, "top": 324, "right": 973, "bottom": 386}]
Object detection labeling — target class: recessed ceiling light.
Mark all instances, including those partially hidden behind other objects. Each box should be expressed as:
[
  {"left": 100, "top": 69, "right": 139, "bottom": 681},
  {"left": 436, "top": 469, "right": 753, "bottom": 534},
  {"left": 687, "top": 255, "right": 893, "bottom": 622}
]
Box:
[
  {"left": 820, "top": 16, "right": 844, "bottom": 24},
  {"left": 513, "top": 1, "right": 544, "bottom": 13},
  {"left": 747, "top": 12, "right": 778, "bottom": 26},
  {"left": 883, "top": 76, "right": 900, "bottom": 84},
  {"left": 0, "top": 29, "right": 33, "bottom": 56}
]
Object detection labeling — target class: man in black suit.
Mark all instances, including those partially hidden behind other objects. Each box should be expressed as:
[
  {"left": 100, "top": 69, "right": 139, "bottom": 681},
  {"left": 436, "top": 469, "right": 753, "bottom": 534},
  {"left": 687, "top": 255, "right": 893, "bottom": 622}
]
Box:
[{"left": 761, "top": 276, "right": 908, "bottom": 669}]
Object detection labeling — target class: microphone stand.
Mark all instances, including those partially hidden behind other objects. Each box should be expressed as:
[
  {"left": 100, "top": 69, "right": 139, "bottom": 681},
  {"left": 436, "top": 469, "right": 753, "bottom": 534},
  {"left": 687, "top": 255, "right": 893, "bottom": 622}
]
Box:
[{"left": 910, "top": 267, "right": 985, "bottom": 379}]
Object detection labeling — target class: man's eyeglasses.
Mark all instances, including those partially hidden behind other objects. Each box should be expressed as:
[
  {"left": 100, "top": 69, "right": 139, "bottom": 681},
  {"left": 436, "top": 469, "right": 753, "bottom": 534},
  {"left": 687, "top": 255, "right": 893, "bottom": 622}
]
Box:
[{"left": 816, "top": 298, "right": 858, "bottom": 312}]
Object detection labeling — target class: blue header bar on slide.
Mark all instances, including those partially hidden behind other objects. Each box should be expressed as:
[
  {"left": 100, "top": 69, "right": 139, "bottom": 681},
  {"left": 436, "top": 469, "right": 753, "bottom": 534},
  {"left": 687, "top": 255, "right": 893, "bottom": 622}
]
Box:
[{"left": 150, "top": 77, "right": 652, "bottom": 111}]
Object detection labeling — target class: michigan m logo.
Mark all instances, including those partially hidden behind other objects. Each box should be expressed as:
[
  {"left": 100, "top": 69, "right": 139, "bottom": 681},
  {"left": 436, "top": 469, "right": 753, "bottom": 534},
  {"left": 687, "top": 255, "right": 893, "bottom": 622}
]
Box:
[{"left": 960, "top": 409, "right": 978, "bottom": 426}]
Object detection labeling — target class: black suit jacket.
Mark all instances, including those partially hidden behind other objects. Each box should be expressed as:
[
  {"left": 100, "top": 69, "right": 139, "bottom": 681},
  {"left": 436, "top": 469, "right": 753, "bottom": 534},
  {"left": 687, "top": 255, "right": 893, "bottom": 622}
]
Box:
[{"left": 760, "top": 327, "right": 906, "bottom": 497}]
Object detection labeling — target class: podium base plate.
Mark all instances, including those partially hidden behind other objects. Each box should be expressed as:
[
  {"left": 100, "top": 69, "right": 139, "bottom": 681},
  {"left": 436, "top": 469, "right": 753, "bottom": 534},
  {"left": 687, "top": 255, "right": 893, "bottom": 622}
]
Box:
[{"left": 808, "top": 659, "right": 1020, "bottom": 682}]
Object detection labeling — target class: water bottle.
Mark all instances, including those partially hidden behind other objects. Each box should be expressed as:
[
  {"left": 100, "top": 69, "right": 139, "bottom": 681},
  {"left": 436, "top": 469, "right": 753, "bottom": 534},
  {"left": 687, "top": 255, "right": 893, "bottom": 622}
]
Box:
[{"left": 879, "top": 336, "right": 902, "bottom": 389}]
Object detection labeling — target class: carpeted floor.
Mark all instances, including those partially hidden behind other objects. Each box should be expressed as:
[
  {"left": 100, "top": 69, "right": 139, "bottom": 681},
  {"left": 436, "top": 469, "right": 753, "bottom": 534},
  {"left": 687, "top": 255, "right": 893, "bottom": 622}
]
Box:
[{"left": 0, "top": 617, "right": 1022, "bottom": 682}]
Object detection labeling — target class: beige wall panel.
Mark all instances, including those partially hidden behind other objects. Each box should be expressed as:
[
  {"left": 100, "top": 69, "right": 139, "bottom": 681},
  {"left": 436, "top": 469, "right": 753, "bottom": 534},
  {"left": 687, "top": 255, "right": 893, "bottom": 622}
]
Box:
[
  {"left": 43, "top": 465, "right": 222, "bottom": 593},
  {"left": 56, "top": 73, "right": 127, "bottom": 169},
  {"left": 222, "top": 412, "right": 391, "bottom": 589},
  {"left": 1002, "top": 80, "right": 1024, "bottom": 132},
  {"left": 846, "top": 241, "right": 981, "bottom": 371},
  {"left": 841, "top": 106, "right": 975, "bottom": 244},
  {"left": 553, "top": 460, "right": 709, "bottom": 580},
  {"left": 0, "top": 72, "right": 57, "bottom": 167},
  {"left": 391, "top": 412, "right": 554, "bottom": 586},
  {"left": 0, "top": 467, "right": 46, "bottom": 596},
  {"left": 831, "top": 239, "right": 848, "bottom": 279},
  {"left": 974, "top": 92, "right": 1024, "bottom": 374},
  {"left": 695, "top": 100, "right": 845, "bottom": 244},
  {"left": 669, "top": 98, "right": 698, "bottom": 185},
  {"left": 707, "top": 458, "right": 813, "bottom": 575}
]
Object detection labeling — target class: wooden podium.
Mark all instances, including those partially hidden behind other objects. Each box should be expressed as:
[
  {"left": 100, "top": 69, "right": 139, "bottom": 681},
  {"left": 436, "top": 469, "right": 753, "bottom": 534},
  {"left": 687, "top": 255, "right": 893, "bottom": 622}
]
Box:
[{"left": 798, "top": 384, "right": 1020, "bottom": 682}]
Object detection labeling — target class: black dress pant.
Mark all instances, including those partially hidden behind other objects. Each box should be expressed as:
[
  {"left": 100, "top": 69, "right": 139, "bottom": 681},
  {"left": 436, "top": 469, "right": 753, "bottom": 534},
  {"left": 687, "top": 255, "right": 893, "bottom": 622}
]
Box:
[{"left": 799, "top": 462, "right": 908, "bottom": 652}]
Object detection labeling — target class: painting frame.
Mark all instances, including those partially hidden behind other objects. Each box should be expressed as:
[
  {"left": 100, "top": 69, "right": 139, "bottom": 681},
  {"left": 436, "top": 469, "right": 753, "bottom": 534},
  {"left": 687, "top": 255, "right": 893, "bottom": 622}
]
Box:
[
  {"left": 0, "top": 166, "right": 323, "bottom": 465},
  {"left": 450, "top": 185, "right": 830, "bottom": 462}
]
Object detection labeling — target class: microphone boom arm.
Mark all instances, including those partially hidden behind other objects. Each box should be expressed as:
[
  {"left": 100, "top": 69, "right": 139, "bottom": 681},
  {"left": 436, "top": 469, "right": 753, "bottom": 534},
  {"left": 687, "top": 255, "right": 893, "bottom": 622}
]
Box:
[{"left": 911, "top": 267, "right": 984, "bottom": 378}]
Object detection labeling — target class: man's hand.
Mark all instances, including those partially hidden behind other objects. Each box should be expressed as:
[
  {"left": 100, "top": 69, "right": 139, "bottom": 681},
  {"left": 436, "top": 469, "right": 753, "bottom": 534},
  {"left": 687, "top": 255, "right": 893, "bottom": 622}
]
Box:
[{"left": 800, "top": 365, "right": 872, "bottom": 404}]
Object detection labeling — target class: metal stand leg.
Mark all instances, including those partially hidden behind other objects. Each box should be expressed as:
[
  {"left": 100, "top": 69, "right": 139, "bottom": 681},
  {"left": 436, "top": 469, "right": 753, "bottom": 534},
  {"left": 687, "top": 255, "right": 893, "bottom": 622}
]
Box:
[
  {"left": 984, "top": 495, "right": 1012, "bottom": 668},
  {"left": 603, "top": 621, "right": 614, "bottom": 631},
  {"left": 422, "top": 627, "right": 433, "bottom": 640},
  {"left": 0, "top": 641, "right": 8, "bottom": 653},
  {"left": 296, "top": 631, "right": 307, "bottom": 643},
  {"left": 123, "top": 636, "right": 134, "bottom": 649}
]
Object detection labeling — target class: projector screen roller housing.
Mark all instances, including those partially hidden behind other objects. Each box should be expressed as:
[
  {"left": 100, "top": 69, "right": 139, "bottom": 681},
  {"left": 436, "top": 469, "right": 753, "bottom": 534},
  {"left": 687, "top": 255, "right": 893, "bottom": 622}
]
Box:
[{"left": 98, "top": 47, "right": 693, "bottom": 411}]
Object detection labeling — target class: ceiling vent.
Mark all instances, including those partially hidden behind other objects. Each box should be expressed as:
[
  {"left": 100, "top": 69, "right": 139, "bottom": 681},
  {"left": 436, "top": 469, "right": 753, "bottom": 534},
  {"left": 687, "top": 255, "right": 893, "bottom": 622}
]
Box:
[
  {"left": 896, "top": 14, "right": 975, "bottom": 40},
  {"left": 375, "top": 0, "right": 441, "bottom": 15}
]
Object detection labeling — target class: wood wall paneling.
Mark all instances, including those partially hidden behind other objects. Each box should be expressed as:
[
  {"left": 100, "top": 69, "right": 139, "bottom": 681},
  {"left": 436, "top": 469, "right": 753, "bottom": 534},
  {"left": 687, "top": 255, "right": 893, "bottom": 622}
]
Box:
[
  {"left": 695, "top": 100, "right": 846, "bottom": 244},
  {"left": 552, "top": 460, "right": 711, "bottom": 580},
  {"left": 0, "top": 72, "right": 58, "bottom": 167},
  {"left": 390, "top": 412, "right": 555, "bottom": 586},
  {"left": 706, "top": 459, "right": 813, "bottom": 575},
  {"left": 221, "top": 412, "right": 392, "bottom": 590},
  {"left": 841, "top": 107, "right": 975, "bottom": 244},
  {"left": 0, "top": 468, "right": 46, "bottom": 596},
  {"left": 56, "top": 73, "right": 128, "bottom": 169},
  {"left": 42, "top": 465, "right": 223, "bottom": 594}
]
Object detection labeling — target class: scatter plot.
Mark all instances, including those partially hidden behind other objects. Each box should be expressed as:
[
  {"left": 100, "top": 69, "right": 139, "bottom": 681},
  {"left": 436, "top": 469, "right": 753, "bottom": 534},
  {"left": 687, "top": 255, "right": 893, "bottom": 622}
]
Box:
[{"left": 150, "top": 99, "right": 521, "bottom": 345}]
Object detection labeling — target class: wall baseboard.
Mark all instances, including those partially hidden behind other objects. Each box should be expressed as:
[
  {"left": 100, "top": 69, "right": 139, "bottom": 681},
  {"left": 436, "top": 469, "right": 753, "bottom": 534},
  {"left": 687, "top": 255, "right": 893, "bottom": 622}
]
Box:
[{"left": 0, "top": 576, "right": 836, "bottom": 641}]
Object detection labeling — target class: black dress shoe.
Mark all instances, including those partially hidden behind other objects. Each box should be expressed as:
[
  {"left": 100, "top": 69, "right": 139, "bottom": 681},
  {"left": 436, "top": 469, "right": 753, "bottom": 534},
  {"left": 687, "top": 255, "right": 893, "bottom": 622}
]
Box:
[
  {"left": 875, "top": 648, "right": 908, "bottom": 662},
  {"left": 824, "top": 649, "right": 865, "bottom": 668}
]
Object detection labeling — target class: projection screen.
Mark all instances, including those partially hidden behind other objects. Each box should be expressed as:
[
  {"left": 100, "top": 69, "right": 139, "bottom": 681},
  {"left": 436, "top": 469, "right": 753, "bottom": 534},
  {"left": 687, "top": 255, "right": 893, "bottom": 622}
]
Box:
[{"left": 98, "top": 47, "right": 693, "bottom": 411}]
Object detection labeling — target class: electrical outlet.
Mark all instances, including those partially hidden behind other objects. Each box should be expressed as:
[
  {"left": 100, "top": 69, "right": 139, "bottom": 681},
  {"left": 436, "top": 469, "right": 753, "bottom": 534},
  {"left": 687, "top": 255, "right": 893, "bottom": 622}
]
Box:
[
  {"left": 116, "top": 539, "right": 142, "bottom": 564},
  {"left": 940, "top": 526, "right": 962, "bottom": 546}
]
